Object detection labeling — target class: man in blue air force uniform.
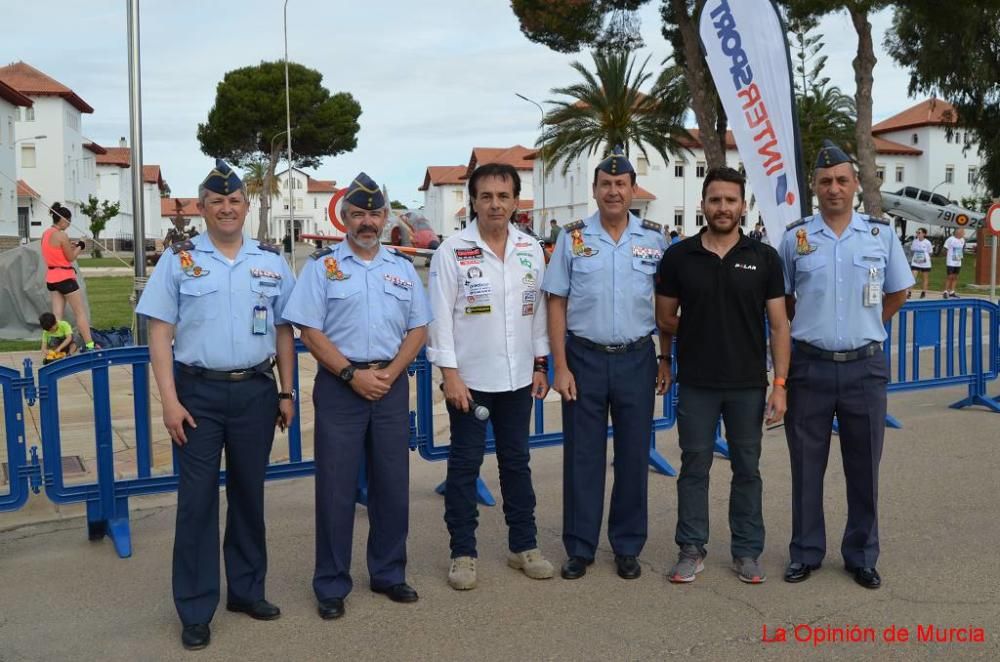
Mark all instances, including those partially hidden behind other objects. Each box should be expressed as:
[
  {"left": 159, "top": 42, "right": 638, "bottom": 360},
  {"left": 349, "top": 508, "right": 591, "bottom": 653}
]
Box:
[
  {"left": 137, "top": 159, "right": 297, "bottom": 651},
  {"left": 779, "top": 140, "right": 913, "bottom": 590},
  {"left": 542, "top": 146, "right": 670, "bottom": 581},
  {"left": 281, "top": 172, "right": 431, "bottom": 620}
]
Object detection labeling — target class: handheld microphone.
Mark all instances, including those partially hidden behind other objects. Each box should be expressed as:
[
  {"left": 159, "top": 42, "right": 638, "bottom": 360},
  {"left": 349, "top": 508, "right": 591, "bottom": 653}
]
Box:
[{"left": 469, "top": 401, "right": 490, "bottom": 421}]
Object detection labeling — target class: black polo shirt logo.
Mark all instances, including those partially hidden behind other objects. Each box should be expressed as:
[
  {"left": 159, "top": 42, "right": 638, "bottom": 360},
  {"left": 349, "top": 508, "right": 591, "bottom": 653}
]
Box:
[{"left": 734, "top": 262, "right": 757, "bottom": 271}]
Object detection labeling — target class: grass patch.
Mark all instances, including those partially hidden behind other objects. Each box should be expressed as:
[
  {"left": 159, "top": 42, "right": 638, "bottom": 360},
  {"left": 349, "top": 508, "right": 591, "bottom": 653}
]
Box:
[
  {"left": 0, "top": 276, "right": 135, "bottom": 352},
  {"left": 913, "top": 255, "right": 980, "bottom": 294},
  {"left": 77, "top": 257, "right": 134, "bottom": 267}
]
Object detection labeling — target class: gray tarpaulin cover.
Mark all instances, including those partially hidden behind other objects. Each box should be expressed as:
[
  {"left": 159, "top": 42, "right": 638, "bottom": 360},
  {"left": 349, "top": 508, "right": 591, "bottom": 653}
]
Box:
[{"left": 0, "top": 241, "right": 90, "bottom": 340}]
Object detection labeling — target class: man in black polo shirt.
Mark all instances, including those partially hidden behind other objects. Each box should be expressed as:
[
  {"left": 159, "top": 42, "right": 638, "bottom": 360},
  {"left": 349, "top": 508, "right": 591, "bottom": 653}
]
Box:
[{"left": 655, "top": 166, "right": 790, "bottom": 585}]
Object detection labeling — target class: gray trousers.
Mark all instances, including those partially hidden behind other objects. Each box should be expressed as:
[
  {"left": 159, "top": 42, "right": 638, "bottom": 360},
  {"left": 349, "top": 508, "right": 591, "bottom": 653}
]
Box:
[
  {"left": 785, "top": 348, "right": 887, "bottom": 569},
  {"left": 675, "top": 384, "right": 766, "bottom": 559}
]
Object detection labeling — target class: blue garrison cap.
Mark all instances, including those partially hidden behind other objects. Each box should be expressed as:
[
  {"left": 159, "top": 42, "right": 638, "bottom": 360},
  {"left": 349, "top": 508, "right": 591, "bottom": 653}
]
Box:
[
  {"left": 344, "top": 172, "right": 385, "bottom": 211},
  {"left": 201, "top": 159, "right": 243, "bottom": 195},
  {"left": 596, "top": 145, "right": 634, "bottom": 177},
  {"left": 815, "top": 139, "right": 853, "bottom": 169}
]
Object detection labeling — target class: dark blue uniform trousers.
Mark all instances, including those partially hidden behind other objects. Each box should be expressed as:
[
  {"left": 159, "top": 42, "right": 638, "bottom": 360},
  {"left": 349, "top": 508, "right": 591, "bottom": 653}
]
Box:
[
  {"left": 173, "top": 370, "right": 278, "bottom": 626},
  {"left": 312, "top": 368, "right": 409, "bottom": 601},
  {"left": 444, "top": 385, "right": 538, "bottom": 558},
  {"left": 562, "top": 337, "right": 656, "bottom": 560},
  {"left": 785, "top": 348, "right": 888, "bottom": 569}
]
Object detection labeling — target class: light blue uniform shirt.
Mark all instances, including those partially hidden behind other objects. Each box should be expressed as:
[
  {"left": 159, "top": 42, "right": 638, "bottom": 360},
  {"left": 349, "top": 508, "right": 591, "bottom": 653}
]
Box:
[
  {"left": 136, "top": 232, "right": 295, "bottom": 370},
  {"left": 542, "top": 212, "right": 667, "bottom": 345},
  {"left": 780, "top": 212, "right": 914, "bottom": 351},
  {"left": 281, "top": 241, "right": 431, "bottom": 361}
]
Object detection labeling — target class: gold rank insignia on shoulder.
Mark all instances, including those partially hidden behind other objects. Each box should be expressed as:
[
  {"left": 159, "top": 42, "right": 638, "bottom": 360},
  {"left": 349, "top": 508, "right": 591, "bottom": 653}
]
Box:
[
  {"left": 324, "top": 257, "right": 349, "bottom": 280},
  {"left": 641, "top": 218, "right": 662, "bottom": 232},
  {"left": 563, "top": 219, "right": 585, "bottom": 232},
  {"left": 257, "top": 241, "right": 281, "bottom": 254},
  {"left": 178, "top": 250, "right": 209, "bottom": 277},
  {"left": 794, "top": 228, "right": 817, "bottom": 255}
]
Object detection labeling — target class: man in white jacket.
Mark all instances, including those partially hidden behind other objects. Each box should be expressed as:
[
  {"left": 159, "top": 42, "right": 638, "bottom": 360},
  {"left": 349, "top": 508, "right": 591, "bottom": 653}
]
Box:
[{"left": 427, "top": 162, "right": 554, "bottom": 590}]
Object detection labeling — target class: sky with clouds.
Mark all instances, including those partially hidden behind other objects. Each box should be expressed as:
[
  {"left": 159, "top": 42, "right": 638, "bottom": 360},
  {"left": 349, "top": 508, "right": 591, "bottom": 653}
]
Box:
[{"left": 3, "top": 1, "right": 917, "bottom": 207}]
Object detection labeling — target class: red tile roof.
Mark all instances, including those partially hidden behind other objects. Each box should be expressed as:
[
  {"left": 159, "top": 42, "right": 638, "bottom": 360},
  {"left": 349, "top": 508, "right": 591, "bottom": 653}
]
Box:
[
  {"left": 0, "top": 79, "right": 32, "bottom": 107},
  {"left": 419, "top": 165, "right": 467, "bottom": 191},
  {"left": 466, "top": 145, "right": 535, "bottom": 178},
  {"left": 16, "top": 179, "right": 40, "bottom": 198},
  {"left": 161, "top": 197, "right": 200, "bottom": 217},
  {"left": 143, "top": 165, "right": 168, "bottom": 193},
  {"left": 872, "top": 136, "right": 922, "bottom": 156},
  {"left": 634, "top": 185, "right": 656, "bottom": 200},
  {"left": 0, "top": 61, "right": 93, "bottom": 113},
  {"left": 307, "top": 178, "right": 337, "bottom": 193},
  {"left": 96, "top": 146, "right": 131, "bottom": 167},
  {"left": 872, "top": 98, "right": 957, "bottom": 135},
  {"left": 83, "top": 142, "right": 107, "bottom": 155}
]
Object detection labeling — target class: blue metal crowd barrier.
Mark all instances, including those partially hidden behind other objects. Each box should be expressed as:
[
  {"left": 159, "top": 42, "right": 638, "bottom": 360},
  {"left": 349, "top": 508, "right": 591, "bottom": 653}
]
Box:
[{"left": 0, "top": 363, "right": 38, "bottom": 512}]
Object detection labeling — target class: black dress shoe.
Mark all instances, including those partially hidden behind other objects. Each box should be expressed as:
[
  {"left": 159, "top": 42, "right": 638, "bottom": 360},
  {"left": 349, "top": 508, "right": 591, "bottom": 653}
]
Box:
[
  {"left": 225, "top": 599, "right": 281, "bottom": 621},
  {"left": 851, "top": 566, "right": 882, "bottom": 589},
  {"left": 783, "top": 561, "right": 821, "bottom": 583},
  {"left": 372, "top": 582, "right": 419, "bottom": 603},
  {"left": 560, "top": 556, "right": 593, "bottom": 580},
  {"left": 318, "top": 597, "right": 345, "bottom": 620},
  {"left": 615, "top": 555, "right": 642, "bottom": 580},
  {"left": 181, "top": 623, "right": 210, "bottom": 651}
]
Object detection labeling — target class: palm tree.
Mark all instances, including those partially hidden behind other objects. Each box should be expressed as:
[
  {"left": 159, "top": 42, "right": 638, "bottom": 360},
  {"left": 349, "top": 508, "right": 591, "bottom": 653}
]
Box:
[
  {"left": 243, "top": 160, "right": 281, "bottom": 241},
  {"left": 540, "top": 50, "right": 692, "bottom": 176}
]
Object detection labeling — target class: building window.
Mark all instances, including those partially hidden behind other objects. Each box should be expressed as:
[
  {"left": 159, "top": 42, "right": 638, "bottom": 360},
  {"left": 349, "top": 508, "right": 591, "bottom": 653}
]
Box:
[
  {"left": 454, "top": 190, "right": 464, "bottom": 202},
  {"left": 737, "top": 162, "right": 745, "bottom": 175},
  {"left": 5, "top": 117, "right": 11, "bottom": 144},
  {"left": 895, "top": 165, "right": 904, "bottom": 183},
  {"left": 695, "top": 212, "right": 705, "bottom": 227},
  {"left": 740, "top": 215, "right": 747, "bottom": 227},
  {"left": 911, "top": 133, "right": 918, "bottom": 145},
  {"left": 636, "top": 157, "right": 649, "bottom": 176},
  {"left": 696, "top": 161, "right": 706, "bottom": 178},
  {"left": 21, "top": 144, "right": 36, "bottom": 168},
  {"left": 313, "top": 197, "right": 317, "bottom": 209},
  {"left": 968, "top": 166, "right": 978, "bottom": 185},
  {"left": 15, "top": 107, "right": 21, "bottom": 122},
  {"left": 673, "top": 209, "right": 684, "bottom": 227},
  {"left": 944, "top": 165, "right": 954, "bottom": 184},
  {"left": 25, "top": 107, "right": 35, "bottom": 122},
  {"left": 674, "top": 164, "right": 684, "bottom": 178},
  {"left": 875, "top": 166, "right": 885, "bottom": 182}
]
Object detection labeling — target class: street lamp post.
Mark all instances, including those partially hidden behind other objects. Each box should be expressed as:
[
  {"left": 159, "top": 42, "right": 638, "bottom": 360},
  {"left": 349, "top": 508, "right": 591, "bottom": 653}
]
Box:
[
  {"left": 515, "top": 93, "right": 546, "bottom": 234},
  {"left": 14, "top": 134, "right": 47, "bottom": 143},
  {"left": 265, "top": 128, "right": 292, "bottom": 244},
  {"left": 283, "top": 0, "right": 296, "bottom": 273}
]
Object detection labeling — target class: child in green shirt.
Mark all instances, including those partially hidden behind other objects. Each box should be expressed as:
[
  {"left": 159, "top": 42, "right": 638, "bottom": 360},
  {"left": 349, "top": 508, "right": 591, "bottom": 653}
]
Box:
[{"left": 39, "top": 312, "right": 77, "bottom": 357}]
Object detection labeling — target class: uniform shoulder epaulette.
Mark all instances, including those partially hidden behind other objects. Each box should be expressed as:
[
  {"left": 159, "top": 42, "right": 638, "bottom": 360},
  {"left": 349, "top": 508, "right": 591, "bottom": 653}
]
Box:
[
  {"left": 864, "top": 214, "right": 890, "bottom": 225},
  {"left": 310, "top": 246, "right": 334, "bottom": 260},
  {"left": 390, "top": 247, "right": 413, "bottom": 262},
  {"left": 257, "top": 241, "right": 281, "bottom": 254},
  {"left": 563, "top": 219, "right": 585, "bottom": 232},
  {"left": 170, "top": 240, "right": 195, "bottom": 254},
  {"left": 786, "top": 218, "right": 806, "bottom": 230},
  {"left": 641, "top": 218, "right": 662, "bottom": 232}
]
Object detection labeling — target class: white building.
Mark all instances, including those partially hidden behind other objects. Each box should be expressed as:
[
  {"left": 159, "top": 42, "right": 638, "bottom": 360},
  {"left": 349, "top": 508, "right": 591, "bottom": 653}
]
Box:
[
  {"left": 247, "top": 167, "right": 338, "bottom": 240},
  {"left": 420, "top": 145, "right": 536, "bottom": 237},
  {"left": 0, "top": 61, "right": 97, "bottom": 239},
  {"left": 0, "top": 79, "right": 32, "bottom": 244},
  {"left": 93, "top": 144, "right": 170, "bottom": 247},
  {"left": 530, "top": 98, "right": 987, "bottom": 238}
]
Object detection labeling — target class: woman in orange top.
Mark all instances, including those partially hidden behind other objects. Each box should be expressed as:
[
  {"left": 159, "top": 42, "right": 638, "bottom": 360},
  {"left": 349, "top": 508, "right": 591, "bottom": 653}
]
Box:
[{"left": 41, "top": 202, "right": 94, "bottom": 350}]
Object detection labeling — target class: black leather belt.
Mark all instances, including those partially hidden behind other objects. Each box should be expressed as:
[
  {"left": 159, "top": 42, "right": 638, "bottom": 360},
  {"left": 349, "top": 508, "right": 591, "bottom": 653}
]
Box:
[
  {"left": 350, "top": 360, "right": 391, "bottom": 370},
  {"left": 570, "top": 334, "right": 652, "bottom": 354},
  {"left": 794, "top": 341, "right": 880, "bottom": 362},
  {"left": 175, "top": 358, "right": 274, "bottom": 381}
]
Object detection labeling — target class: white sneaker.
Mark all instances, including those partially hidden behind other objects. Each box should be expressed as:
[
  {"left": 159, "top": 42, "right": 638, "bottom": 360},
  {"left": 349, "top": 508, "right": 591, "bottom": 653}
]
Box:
[
  {"left": 448, "top": 556, "right": 477, "bottom": 590},
  {"left": 507, "top": 548, "right": 555, "bottom": 580}
]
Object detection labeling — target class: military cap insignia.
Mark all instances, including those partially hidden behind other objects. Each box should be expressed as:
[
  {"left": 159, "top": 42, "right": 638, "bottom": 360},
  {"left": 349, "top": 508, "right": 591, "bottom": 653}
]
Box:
[
  {"left": 344, "top": 172, "right": 385, "bottom": 211},
  {"left": 570, "top": 228, "right": 599, "bottom": 257},
  {"left": 170, "top": 239, "right": 196, "bottom": 254},
  {"left": 641, "top": 218, "right": 662, "bottom": 232},
  {"left": 815, "top": 139, "right": 853, "bottom": 169},
  {"left": 794, "top": 228, "right": 817, "bottom": 256},
  {"left": 178, "top": 250, "right": 209, "bottom": 277},
  {"left": 201, "top": 158, "right": 243, "bottom": 195},
  {"left": 257, "top": 241, "right": 281, "bottom": 254},
  {"left": 324, "top": 257, "right": 349, "bottom": 280},
  {"left": 871, "top": 227, "right": 880, "bottom": 236},
  {"left": 310, "top": 246, "right": 334, "bottom": 260},
  {"left": 597, "top": 144, "right": 635, "bottom": 177}
]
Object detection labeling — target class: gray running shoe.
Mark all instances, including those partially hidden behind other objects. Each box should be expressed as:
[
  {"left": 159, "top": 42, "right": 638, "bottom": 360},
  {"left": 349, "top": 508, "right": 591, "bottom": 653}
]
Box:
[
  {"left": 732, "top": 556, "right": 766, "bottom": 584},
  {"left": 668, "top": 545, "right": 705, "bottom": 583}
]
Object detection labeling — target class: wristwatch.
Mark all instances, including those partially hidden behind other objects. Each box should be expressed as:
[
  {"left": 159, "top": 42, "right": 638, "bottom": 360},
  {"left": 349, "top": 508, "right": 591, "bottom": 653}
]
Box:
[
  {"left": 656, "top": 354, "right": 672, "bottom": 363},
  {"left": 278, "top": 390, "right": 296, "bottom": 402},
  {"left": 339, "top": 365, "right": 356, "bottom": 383}
]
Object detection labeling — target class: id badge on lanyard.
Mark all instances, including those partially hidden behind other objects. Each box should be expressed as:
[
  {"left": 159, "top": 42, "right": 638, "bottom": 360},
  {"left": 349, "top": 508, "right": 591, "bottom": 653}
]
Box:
[
  {"left": 863, "top": 267, "right": 881, "bottom": 307},
  {"left": 252, "top": 303, "right": 268, "bottom": 335}
]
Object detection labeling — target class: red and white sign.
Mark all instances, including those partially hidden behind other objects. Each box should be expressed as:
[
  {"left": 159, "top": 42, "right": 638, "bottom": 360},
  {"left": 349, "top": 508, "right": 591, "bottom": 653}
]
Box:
[
  {"left": 986, "top": 202, "right": 1000, "bottom": 236},
  {"left": 327, "top": 188, "right": 348, "bottom": 233}
]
